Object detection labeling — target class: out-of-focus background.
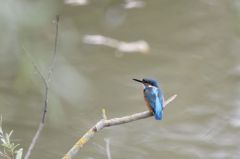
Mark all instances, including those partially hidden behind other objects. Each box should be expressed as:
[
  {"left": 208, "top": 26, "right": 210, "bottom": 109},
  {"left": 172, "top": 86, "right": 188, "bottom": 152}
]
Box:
[{"left": 0, "top": 0, "right": 240, "bottom": 158}]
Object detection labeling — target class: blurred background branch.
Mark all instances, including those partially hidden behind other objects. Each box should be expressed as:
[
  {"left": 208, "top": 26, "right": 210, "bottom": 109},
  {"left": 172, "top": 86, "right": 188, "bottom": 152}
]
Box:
[
  {"left": 83, "top": 34, "right": 149, "bottom": 54},
  {"left": 23, "top": 15, "right": 59, "bottom": 159}
]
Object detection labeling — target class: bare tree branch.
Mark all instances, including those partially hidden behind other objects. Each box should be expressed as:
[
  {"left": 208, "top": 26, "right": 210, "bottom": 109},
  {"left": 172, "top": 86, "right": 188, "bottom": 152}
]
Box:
[
  {"left": 23, "top": 15, "right": 60, "bottom": 159},
  {"left": 62, "top": 94, "right": 177, "bottom": 159}
]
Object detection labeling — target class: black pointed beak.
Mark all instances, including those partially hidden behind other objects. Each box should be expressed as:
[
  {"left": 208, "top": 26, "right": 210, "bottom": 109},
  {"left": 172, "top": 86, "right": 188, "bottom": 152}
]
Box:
[{"left": 133, "top": 78, "right": 144, "bottom": 83}]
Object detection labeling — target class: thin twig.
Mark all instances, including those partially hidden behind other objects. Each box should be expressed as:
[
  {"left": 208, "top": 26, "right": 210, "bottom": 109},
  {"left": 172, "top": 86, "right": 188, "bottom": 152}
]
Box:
[
  {"left": 47, "top": 15, "right": 59, "bottom": 83},
  {"left": 62, "top": 94, "right": 177, "bottom": 159},
  {"left": 24, "top": 15, "right": 60, "bottom": 159},
  {"left": 22, "top": 46, "right": 47, "bottom": 87},
  {"left": 23, "top": 123, "right": 44, "bottom": 159},
  {"left": 104, "top": 138, "right": 111, "bottom": 159},
  {"left": 42, "top": 15, "right": 59, "bottom": 124},
  {"left": 102, "top": 109, "right": 107, "bottom": 120}
]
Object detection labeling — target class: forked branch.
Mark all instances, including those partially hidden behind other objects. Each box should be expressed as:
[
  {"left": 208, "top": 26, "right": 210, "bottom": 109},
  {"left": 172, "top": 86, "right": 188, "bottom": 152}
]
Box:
[
  {"left": 62, "top": 94, "right": 177, "bottom": 159},
  {"left": 24, "top": 15, "right": 60, "bottom": 159}
]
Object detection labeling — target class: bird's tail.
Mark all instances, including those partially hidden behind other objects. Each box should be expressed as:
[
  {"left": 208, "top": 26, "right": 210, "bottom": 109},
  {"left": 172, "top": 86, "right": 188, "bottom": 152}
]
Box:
[{"left": 154, "top": 111, "right": 162, "bottom": 120}]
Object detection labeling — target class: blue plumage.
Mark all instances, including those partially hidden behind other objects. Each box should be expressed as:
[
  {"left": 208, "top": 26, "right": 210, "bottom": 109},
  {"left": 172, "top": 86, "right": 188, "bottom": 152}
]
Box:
[
  {"left": 144, "top": 86, "right": 163, "bottom": 120},
  {"left": 133, "top": 78, "right": 164, "bottom": 120}
]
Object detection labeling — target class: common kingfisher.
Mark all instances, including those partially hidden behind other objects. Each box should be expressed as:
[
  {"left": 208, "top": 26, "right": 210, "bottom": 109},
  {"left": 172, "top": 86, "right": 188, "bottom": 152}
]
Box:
[{"left": 133, "top": 78, "right": 164, "bottom": 120}]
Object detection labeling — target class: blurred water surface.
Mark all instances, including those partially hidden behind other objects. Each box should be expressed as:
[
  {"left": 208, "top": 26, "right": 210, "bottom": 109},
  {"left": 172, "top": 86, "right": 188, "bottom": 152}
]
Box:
[{"left": 0, "top": 0, "right": 240, "bottom": 159}]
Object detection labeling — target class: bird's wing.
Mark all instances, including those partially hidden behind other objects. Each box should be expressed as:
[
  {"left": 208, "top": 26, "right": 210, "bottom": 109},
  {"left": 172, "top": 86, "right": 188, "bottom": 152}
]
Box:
[
  {"left": 158, "top": 88, "right": 164, "bottom": 108},
  {"left": 144, "top": 87, "right": 163, "bottom": 120},
  {"left": 144, "top": 87, "right": 163, "bottom": 112}
]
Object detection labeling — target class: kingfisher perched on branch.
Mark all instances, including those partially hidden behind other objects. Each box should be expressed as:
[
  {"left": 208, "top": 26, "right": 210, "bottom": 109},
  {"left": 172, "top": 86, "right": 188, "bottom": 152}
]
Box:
[{"left": 133, "top": 78, "right": 164, "bottom": 120}]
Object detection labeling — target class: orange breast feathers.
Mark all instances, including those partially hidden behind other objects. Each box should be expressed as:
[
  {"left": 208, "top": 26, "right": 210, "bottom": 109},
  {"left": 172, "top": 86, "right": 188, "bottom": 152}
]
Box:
[{"left": 143, "top": 92, "right": 154, "bottom": 112}]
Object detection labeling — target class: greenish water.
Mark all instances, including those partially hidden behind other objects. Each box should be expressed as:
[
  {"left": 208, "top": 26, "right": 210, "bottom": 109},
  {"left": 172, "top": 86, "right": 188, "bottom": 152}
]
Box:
[{"left": 0, "top": 0, "right": 240, "bottom": 158}]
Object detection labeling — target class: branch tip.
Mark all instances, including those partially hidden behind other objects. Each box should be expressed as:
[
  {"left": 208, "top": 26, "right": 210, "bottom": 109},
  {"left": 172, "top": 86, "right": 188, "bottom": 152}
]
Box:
[{"left": 102, "top": 108, "right": 107, "bottom": 120}]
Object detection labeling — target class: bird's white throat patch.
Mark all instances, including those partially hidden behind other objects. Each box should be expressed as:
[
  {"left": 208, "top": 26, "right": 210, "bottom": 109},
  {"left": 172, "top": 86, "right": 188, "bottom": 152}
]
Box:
[{"left": 144, "top": 85, "right": 157, "bottom": 89}]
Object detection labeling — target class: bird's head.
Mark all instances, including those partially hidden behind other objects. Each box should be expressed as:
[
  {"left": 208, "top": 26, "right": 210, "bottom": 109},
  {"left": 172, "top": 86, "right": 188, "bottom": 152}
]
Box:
[{"left": 133, "top": 78, "right": 159, "bottom": 87}]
